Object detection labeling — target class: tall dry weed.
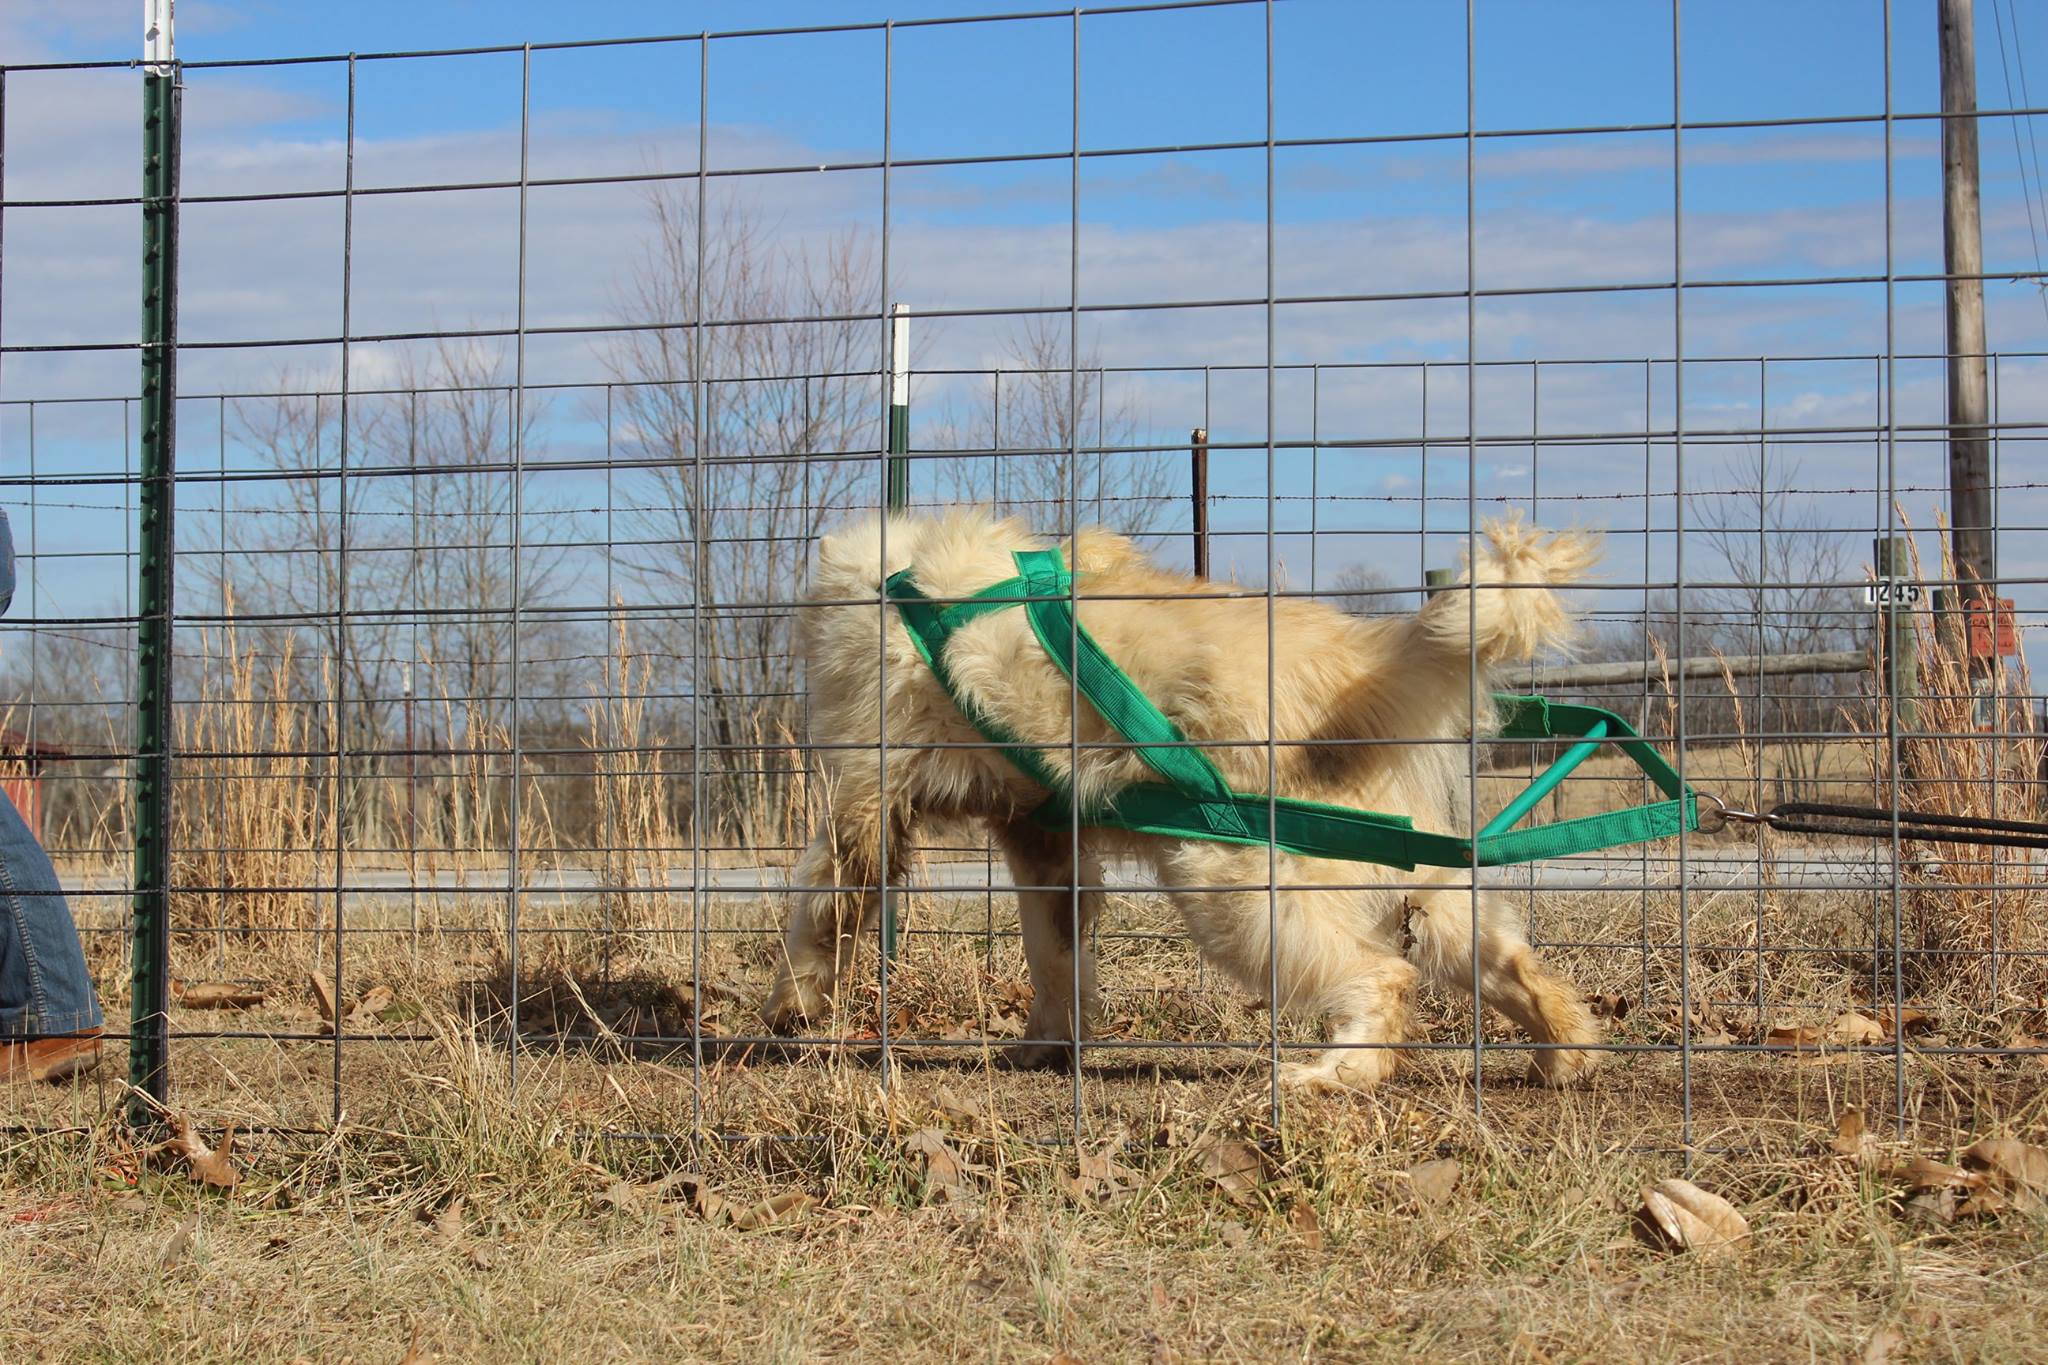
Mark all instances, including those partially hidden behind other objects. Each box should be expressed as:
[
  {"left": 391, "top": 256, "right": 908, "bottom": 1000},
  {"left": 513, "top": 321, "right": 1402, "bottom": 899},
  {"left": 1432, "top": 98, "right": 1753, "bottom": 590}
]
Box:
[
  {"left": 170, "top": 617, "right": 330, "bottom": 944},
  {"left": 1854, "top": 519, "right": 2047, "bottom": 1002},
  {"left": 585, "top": 614, "right": 683, "bottom": 938}
]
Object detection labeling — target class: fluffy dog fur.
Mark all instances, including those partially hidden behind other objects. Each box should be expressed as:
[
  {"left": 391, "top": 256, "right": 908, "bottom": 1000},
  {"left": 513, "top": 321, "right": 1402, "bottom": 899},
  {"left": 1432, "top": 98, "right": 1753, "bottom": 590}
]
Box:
[{"left": 762, "top": 508, "right": 1604, "bottom": 1091}]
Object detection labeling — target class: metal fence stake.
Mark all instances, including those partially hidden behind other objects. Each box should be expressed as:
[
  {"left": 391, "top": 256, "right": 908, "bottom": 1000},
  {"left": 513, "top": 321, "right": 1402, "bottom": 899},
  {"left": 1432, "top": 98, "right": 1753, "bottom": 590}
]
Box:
[
  {"left": 129, "top": 0, "right": 181, "bottom": 1128},
  {"left": 883, "top": 301, "right": 909, "bottom": 962}
]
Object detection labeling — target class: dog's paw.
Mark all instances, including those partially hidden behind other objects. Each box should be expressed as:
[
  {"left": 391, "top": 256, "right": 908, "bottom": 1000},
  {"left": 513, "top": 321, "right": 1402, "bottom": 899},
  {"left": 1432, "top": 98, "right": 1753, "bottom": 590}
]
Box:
[
  {"left": 1279, "top": 1056, "right": 1390, "bottom": 1096},
  {"left": 1526, "top": 1045, "right": 1602, "bottom": 1088},
  {"left": 759, "top": 973, "right": 829, "bottom": 1034},
  {"left": 999, "top": 1039, "right": 1077, "bottom": 1072},
  {"left": 1278, "top": 1061, "right": 1346, "bottom": 1095}
]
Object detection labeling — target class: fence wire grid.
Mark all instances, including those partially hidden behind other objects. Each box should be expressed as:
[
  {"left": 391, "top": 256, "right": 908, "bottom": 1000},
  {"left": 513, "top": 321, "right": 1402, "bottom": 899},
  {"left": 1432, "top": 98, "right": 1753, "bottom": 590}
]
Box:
[{"left": 4, "top": 0, "right": 2048, "bottom": 1155}]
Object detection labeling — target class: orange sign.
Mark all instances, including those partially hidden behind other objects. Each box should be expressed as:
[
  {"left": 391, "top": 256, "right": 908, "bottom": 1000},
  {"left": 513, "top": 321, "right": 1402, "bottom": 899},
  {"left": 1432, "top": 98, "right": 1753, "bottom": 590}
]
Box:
[{"left": 1966, "top": 597, "right": 2019, "bottom": 658}]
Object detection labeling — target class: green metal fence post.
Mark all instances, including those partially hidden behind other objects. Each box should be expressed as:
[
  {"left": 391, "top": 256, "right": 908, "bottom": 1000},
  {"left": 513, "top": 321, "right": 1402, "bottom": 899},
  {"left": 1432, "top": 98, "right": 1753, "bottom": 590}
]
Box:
[
  {"left": 882, "top": 303, "right": 908, "bottom": 960},
  {"left": 130, "top": 3, "right": 180, "bottom": 1127}
]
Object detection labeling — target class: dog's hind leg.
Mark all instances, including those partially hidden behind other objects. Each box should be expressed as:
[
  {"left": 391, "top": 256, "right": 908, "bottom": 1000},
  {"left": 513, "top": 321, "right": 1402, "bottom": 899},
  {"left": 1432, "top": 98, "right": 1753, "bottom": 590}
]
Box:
[
  {"left": 1405, "top": 885, "right": 1601, "bottom": 1086},
  {"left": 761, "top": 807, "right": 918, "bottom": 1033},
  {"left": 993, "top": 821, "right": 1105, "bottom": 1070},
  {"left": 1161, "top": 843, "right": 1414, "bottom": 1093}
]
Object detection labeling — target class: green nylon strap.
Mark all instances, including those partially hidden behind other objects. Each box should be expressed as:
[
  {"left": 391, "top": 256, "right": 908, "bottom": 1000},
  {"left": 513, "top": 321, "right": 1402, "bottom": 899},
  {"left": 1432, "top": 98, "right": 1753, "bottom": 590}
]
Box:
[
  {"left": 1009, "top": 548, "right": 1256, "bottom": 842},
  {"left": 885, "top": 569, "right": 1073, "bottom": 802},
  {"left": 882, "top": 550, "right": 1698, "bottom": 869}
]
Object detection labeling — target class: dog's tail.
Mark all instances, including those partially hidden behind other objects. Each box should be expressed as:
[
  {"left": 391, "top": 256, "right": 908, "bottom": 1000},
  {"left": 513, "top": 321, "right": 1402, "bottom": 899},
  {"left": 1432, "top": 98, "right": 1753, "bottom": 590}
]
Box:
[{"left": 1413, "top": 514, "right": 1599, "bottom": 670}]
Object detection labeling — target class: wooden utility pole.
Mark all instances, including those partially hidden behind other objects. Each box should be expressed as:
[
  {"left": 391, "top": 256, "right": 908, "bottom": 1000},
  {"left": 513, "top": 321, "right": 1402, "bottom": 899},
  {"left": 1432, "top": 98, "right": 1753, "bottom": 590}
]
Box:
[{"left": 1941, "top": 0, "right": 1995, "bottom": 598}]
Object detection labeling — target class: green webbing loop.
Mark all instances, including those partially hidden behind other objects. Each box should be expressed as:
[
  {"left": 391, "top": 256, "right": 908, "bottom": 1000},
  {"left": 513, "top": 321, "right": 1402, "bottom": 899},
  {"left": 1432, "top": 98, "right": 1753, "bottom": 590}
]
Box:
[
  {"left": 882, "top": 549, "right": 1698, "bottom": 869},
  {"left": 1009, "top": 548, "right": 1255, "bottom": 842}
]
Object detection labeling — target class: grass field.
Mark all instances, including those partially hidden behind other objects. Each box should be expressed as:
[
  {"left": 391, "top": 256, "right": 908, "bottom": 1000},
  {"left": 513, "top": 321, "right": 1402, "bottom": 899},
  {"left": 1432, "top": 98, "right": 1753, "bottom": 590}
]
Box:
[{"left": 5, "top": 857, "right": 2047, "bottom": 1362}]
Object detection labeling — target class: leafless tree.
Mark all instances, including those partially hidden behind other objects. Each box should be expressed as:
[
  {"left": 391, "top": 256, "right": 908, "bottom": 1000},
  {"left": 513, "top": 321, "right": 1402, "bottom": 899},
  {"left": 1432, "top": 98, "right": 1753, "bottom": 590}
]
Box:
[
  {"left": 208, "top": 344, "right": 575, "bottom": 844},
  {"left": 601, "top": 188, "right": 876, "bottom": 844},
  {"left": 1324, "top": 562, "right": 1419, "bottom": 618},
  {"left": 936, "top": 314, "right": 1176, "bottom": 543},
  {"left": 1666, "top": 443, "right": 1864, "bottom": 797}
]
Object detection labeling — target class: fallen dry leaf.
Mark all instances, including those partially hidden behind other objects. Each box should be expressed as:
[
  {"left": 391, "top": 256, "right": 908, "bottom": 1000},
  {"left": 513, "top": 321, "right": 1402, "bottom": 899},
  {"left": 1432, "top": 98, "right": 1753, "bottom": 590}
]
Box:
[
  {"left": 680, "top": 1176, "right": 731, "bottom": 1225},
  {"left": 600, "top": 1169, "right": 727, "bottom": 1223},
  {"left": 905, "top": 1127, "right": 976, "bottom": 1201},
  {"left": 1633, "top": 1178, "right": 1749, "bottom": 1259},
  {"left": 1767, "top": 1012, "right": 1885, "bottom": 1050},
  {"left": 933, "top": 1083, "right": 983, "bottom": 1124},
  {"left": 1829, "top": 1011, "right": 1887, "bottom": 1045},
  {"left": 1861, "top": 1323, "right": 1905, "bottom": 1365},
  {"left": 397, "top": 1328, "right": 433, "bottom": 1364},
  {"left": 1960, "top": 1137, "right": 2048, "bottom": 1210},
  {"left": 595, "top": 1180, "right": 639, "bottom": 1213},
  {"left": 172, "top": 979, "right": 267, "bottom": 1010},
  {"left": 308, "top": 972, "right": 339, "bottom": 1022},
  {"left": 1405, "top": 1158, "right": 1462, "bottom": 1207},
  {"left": 1290, "top": 1200, "right": 1324, "bottom": 1251},
  {"left": 429, "top": 1196, "right": 465, "bottom": 1244},
  {"left": 1662, "top": 1001, "right": 1737, "bottom": 1046},
  {"left": 1863, "top": 1006, "right": 1936, "bottom": 1038},
  {"left": 1216, "top": 1219, "right": 1250, "bottom": 1248},
  {"left": 1830, "top": 1108, "right": 1878, "bottom": 1166},
  {"left": 729, "top": 1190, "right": 815, "bottom": 1231},
  {"left": 344, "top": 985, "right": 398, "bottom": 1029},
  {"left": 1192, "top": 1137, "right": 1265, "bottom": 1204},
  {"left": 168, "top": 1113, "right": 239, "bottom": 1191},
  {"left": 1069, "top": 1150, "right": 1142, "bottom": 1207},
  {"left": 1587, "top": 992, "right": 1632, "bottom": 1022},
  {"left": 982, "top": 1011, "right": 1028, "bottom": 1039}
]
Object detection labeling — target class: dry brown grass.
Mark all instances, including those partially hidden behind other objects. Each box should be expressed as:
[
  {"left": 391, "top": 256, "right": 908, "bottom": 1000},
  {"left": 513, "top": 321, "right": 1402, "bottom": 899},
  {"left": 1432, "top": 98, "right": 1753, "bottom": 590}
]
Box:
[
  {"left": 3, "top": 992, "right": 2046, "bottom": 1362},
  {"left": 170, "top": 621, "right": 330, "bottom": 943},
  {"left": 9, "top": 868, "right": 2048, "bottom": 1361},
  {"left": 584, "top": 615, "right": 686, "bottom": 941}
]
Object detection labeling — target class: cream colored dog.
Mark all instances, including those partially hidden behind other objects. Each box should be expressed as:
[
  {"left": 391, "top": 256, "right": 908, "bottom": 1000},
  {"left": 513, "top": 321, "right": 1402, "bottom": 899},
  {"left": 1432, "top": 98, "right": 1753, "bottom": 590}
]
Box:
[{"left": 762, "top": 508, "right": 1602, "bottom": 1091}]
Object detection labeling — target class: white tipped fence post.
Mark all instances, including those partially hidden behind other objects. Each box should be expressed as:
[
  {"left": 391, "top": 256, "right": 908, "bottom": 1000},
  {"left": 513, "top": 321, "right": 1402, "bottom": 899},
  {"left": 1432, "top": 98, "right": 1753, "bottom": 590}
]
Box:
[
  {"left": 882, "top": 304, "right": 908, "bottom": 961},
  {"left": 886, "top": 302, "right": 909, "bottom": 511},
  {"left": 132, "top": 0, "right": 180, "bottom": 1128}
]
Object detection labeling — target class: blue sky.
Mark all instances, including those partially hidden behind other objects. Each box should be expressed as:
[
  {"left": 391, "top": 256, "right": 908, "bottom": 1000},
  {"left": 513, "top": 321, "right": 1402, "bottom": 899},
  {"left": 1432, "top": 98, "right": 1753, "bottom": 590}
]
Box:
[{"left": 5, "top": 0, "right": 2048, "bottom": 676}]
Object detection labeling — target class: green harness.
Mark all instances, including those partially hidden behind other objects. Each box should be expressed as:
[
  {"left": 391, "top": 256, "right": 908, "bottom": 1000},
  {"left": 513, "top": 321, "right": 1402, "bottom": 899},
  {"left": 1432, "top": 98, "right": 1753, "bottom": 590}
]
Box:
[{"left": 884, "top": 547, "right": 1700, "bottom": 871}]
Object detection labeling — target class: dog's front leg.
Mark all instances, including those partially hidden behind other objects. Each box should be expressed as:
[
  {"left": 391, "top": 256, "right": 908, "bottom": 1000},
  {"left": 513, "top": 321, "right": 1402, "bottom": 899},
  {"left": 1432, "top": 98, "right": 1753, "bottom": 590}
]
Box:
[
  {"left": 1403, "top": 883, "right": 1601, "bottom": 1085},
  {"left": 995, "top": 821, "right": 1102, "bottom": 1069},
  {"left": 762, "top": 810, "right": 914, "bottom": 1033}
]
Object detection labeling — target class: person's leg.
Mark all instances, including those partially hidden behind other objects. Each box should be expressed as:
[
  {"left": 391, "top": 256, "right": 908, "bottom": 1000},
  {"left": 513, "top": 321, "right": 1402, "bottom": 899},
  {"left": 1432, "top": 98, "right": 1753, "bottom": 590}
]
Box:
[{"left": 0, "top": 786, "right": 103, "bottom": 1081}]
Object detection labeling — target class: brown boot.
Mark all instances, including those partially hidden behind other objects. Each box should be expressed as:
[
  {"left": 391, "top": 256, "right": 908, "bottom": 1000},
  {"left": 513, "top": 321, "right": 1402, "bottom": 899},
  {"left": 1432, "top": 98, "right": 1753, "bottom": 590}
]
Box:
[{"left": 0, "top": 1028, "right": 103, "bottom": 1084}]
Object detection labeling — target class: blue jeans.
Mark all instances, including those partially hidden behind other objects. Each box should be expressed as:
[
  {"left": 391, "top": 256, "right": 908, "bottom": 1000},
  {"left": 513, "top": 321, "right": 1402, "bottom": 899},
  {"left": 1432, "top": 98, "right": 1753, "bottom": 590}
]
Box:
[
  {"left": 0, "top": 786, "right": 104, "bottom": 1039},
  {"left": 0, "top": 506, "right": 104, "bottom": 1039}
]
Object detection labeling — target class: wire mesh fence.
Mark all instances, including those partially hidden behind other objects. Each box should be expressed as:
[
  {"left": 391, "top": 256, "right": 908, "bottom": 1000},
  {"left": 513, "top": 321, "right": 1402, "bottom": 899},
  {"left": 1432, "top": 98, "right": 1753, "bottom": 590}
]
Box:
[{"left": 3, "top": 0, "right": 2048, "bottom": 1155}]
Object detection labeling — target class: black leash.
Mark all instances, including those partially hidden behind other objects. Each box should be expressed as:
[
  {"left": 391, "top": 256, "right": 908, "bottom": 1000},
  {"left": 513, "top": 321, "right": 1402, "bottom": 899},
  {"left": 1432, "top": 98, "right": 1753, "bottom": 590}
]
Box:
[{"left": 1702, "top": 795, "right": 2048, "bottom": 851}]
